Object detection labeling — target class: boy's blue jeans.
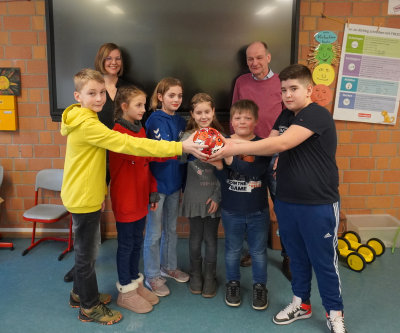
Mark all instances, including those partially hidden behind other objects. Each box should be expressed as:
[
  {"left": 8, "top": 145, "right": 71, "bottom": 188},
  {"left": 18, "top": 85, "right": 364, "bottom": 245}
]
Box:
[
  {"left": 221, "top": 208, "right": 269, "bottom": 284},
  {"left": 71, "top": 210, "right": 101, "bottom": 309},
  {"left": 116, "top": 217, "right": 146, "bottom": 285},
  {"left": 143, "top": 190, "right": 180, "bottom": 279}
]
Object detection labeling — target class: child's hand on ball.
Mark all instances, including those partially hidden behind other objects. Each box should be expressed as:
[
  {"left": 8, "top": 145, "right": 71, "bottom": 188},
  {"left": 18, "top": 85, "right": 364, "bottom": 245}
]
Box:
[
  {"left": 182, "top": 133, "right": 209, "bottom": 160},
  {"left": 193, "top": 127, "right": 224, "bottom": 156}
]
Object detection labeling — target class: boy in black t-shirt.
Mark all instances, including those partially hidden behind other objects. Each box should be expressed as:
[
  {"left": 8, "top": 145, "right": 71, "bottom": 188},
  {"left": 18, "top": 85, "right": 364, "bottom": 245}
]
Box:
[{"left": 209, "top": 64, "right": 346, "bottom": 333}]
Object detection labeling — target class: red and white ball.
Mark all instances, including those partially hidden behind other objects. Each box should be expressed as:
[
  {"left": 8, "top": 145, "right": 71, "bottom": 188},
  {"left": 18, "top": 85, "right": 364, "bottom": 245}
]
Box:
[{"left": 193, "top": 127, "right": 224, "bottom": 156}]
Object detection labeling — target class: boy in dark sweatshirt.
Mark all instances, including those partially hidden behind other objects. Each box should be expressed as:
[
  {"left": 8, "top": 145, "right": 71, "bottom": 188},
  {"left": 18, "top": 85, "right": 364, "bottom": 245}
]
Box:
[{"left": 212, "top": 99, "right": 271, "bottom": 311}]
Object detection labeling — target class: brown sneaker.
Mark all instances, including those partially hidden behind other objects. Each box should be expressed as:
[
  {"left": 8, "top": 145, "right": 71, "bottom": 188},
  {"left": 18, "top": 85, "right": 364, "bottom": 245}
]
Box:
[
  {"left": 160, "top": 268, "right": 189, "bottom": 283},
  {"left": 116, "top": 281, "right": 153, "bottom": 314},
  {"left": 145, "top": 276, "right": 170, "bottom": 297},
  {"left": 79, "top": 303, "right": 122, "bottom": 325},
  {"left": 135, "top": 273, "right": 159, "bottom": 305},
  {"left": 69, "top": 291, "right": 111, "bottom": 308}
]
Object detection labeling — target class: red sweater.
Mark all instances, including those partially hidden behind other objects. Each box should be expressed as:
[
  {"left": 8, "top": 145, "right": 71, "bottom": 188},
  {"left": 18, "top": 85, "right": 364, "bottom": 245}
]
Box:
[
  {"left": 232, "top": 73, "right": 283, "bottom": 138},
  {"left": 109, "top": 123, "right": 158, "bottom": 222}
]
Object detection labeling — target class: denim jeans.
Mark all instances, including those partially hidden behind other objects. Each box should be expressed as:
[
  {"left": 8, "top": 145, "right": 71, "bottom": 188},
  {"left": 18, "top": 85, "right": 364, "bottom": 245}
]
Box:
[
  {"left": 71, "top": 210, "right": 101, "bottom": 309},
  {"left": 221, "top": 208, "right": 269, "bottom": 284},
  {"left": 189, "top": 216, "right": 220, "bottom": 264},
  {"left": 242, "top": 155, "right": 280, "bottom": 257},
  {"left": 143, "top": 190, "right": 180, "bottom": 279},
  {"left": 116, "top": 217, "right": 146, "bottom": 285}
]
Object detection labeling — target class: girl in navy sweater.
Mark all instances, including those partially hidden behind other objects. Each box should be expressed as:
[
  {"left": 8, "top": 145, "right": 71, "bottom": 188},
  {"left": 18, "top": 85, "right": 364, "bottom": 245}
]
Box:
[{"left": 143, "top": 78, "right": 189, "bottom": 297}]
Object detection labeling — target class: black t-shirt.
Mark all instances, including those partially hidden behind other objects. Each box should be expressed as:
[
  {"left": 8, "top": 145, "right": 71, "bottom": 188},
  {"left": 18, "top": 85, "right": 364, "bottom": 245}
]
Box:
[{"left": 272, "top": 103, "right": 339, "bottom": 204}]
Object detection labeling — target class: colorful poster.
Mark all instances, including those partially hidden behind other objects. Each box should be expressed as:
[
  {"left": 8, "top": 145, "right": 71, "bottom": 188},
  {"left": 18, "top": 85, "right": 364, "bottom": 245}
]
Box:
[
  {"left": 388, "top": 0, "right": 400, "bottom": 15},
  {"left": 333, "top": 24, "right": 400, "bottom": 125}
]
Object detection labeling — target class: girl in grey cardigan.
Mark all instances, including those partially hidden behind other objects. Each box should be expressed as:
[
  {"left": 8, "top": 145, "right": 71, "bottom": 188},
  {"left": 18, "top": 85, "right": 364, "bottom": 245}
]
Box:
[{"left": 180, "top": 93, "right": 224, "bottom": 298}]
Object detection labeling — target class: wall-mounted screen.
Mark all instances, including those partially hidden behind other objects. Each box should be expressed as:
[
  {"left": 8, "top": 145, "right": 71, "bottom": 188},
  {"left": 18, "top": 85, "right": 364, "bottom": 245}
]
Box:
[{"left": 46, "top": 0, "right": 299, "bottom": 121}]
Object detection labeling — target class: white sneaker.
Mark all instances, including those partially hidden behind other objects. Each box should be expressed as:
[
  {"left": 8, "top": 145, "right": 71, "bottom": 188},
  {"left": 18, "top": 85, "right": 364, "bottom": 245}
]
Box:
[
  {"left": 326, "top": 310, "right": 347, "bottom": 333},
  {"left": 273, "top": 295, "right": 312, "bottom": 325}
]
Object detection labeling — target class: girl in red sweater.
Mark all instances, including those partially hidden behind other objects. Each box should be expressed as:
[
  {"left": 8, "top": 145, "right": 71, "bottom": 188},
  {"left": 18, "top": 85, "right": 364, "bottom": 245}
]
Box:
[{"left": 109, "top": 85, "right": 161, "bottom": 314}]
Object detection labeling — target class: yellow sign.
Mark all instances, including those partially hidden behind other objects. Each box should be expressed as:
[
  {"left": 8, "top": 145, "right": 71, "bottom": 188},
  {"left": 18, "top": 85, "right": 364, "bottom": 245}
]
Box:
[
  {"left": 0, "top": 95, "right": 17, "bottom": 131},
  {"left": 312, "top": 64, "right": 335, "bottom": 86}
]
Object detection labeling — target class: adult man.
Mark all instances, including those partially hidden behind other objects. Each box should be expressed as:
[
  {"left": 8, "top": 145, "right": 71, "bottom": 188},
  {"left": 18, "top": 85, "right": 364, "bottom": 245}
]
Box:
[
  {"left": 232, "top": 41, "right": 291, "bottom": 280},
  {"left": 232, "top": 41, "right": 282, "bottom": 139}
]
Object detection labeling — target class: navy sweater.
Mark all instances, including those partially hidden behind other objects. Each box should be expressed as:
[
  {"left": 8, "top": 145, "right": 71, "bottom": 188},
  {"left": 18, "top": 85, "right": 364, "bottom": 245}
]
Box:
[
  {"left": 145, "top": 110, "right": 186, "bottom": 195},
  {"left": 214, "top": 136, "right": 271, "bottom": 214}
]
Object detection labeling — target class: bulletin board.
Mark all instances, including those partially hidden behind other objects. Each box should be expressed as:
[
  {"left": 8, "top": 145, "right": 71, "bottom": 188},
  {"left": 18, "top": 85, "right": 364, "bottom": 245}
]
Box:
[{"left": 333, "top": 24, "right": 400, "bottom": 125}]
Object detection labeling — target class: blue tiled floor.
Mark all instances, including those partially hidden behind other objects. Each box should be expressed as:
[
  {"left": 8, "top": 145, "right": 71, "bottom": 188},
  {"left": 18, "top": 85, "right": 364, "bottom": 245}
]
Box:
[{"left": 0, "top": 238, "right": 399, "bottom": 333}]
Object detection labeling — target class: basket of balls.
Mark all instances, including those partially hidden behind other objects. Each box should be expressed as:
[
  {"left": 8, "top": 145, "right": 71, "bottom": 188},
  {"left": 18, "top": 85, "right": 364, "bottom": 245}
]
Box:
[{"left": 193, "top": 127, "right": 224, "bottom": 156}]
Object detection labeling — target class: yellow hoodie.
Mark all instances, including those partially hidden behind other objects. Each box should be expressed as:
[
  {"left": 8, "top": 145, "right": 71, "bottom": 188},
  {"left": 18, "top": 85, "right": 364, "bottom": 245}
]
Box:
[{"left": 60, "top": 104, "right": 182, "bottom": 213}]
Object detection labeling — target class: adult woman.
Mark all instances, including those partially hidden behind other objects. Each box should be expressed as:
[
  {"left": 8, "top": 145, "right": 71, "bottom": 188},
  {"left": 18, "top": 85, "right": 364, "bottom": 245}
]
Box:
[{"left": 94, "top": 42, "right": 130, "bottom": 129}]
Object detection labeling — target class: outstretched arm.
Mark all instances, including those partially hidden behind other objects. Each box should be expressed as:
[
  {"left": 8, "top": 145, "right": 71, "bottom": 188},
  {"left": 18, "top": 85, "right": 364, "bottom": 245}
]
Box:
[{"left": 208, "top": 125, "right": 314, "bottom": 161}]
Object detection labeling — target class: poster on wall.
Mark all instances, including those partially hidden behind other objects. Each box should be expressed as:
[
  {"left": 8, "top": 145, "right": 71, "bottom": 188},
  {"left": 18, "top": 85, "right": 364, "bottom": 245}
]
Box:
[
  {"left": 388, "top": 0, "right": 400, "bottom": 15},
  {"left": 0, "top": 68, "right": 21, "bottom": 96},
  {"left": 333, "top": 24, "right": 400, "bottom": 125}
]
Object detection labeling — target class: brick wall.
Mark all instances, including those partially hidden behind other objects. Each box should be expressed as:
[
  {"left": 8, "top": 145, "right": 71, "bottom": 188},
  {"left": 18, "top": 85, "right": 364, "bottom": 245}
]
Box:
[
  {"left": 0, "top": 0, "right": 71, "bottom": 235},
  {"left": 299, "top": 0, "right": 400, "bottom": 219},
  {"left": 0, "top": 0, "right": 399, "bottom": 239}
]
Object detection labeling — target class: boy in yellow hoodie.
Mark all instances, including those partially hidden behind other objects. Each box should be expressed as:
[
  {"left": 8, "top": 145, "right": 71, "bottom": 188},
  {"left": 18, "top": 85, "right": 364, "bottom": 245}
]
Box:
[{"left": 61, "top": 68, "right": 206, "bottom": 325}]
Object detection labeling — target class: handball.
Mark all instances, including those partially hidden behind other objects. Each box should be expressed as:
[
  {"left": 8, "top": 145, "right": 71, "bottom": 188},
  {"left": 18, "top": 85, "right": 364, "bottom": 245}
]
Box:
[{"left": 193, "top": 127, "right": 224, "bottom": 155}]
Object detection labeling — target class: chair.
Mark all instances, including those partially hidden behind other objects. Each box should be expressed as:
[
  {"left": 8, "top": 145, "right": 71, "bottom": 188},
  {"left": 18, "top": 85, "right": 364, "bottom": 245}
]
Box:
[
  {"left": 22, "top": 169, "right": 73, "bottom": 260},
  {"left": 0, "top": 165, "right": 14, "bottom": 250}
]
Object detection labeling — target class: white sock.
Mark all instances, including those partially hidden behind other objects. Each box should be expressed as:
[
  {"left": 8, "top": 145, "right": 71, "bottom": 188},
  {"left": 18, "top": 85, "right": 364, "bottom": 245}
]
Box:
[{"left": 329, "top": 310, "right": 343, "bottom": 319}]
